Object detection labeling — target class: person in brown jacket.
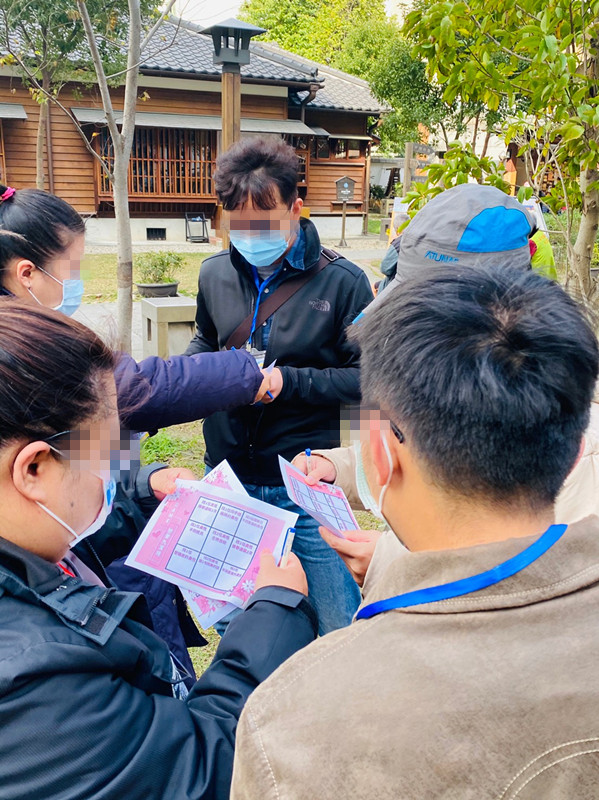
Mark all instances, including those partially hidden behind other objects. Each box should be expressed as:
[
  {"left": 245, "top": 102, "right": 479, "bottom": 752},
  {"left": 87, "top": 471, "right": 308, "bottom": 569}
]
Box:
[
  {"left": 291, "top": 395, "right": 599, "bottom": 590},
  {"left": 231, "top": 264, "right": 599, "bottom": 800}
]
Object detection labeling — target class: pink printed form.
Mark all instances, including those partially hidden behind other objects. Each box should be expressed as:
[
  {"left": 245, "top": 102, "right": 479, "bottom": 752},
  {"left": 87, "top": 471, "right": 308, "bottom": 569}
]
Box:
[
  {"left": 278, "top": 455, "right": 358, "bottom": 538},
  {"left": 126, "top": 480, "right": 297, "bottom": 608}
]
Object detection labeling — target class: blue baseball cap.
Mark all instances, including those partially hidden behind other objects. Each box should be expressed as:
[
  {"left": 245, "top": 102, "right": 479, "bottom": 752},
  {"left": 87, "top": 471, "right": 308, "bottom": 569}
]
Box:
[{"left": 360, "top": 184, "right": 536, "bottom": 319}]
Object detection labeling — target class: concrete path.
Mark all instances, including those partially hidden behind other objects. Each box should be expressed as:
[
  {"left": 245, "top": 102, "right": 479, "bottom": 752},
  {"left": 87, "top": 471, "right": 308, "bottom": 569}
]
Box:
[
  {"left": 74, "top": 302, "right": 144, "bottom": 361},
  {"left": 76, "top": 238, "right": 386, "bottom": 360}
]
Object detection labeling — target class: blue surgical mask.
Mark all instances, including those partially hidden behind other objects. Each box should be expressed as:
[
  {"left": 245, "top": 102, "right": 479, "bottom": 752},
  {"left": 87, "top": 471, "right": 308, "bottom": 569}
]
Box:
[
  {"left": 37, "top": 473, "right": 116, "bottom": 549},
  {"left": 229, "top": 231, "right": 291, "bottom": 268},
  {"left": 29, "top": 266, "right": 84, "bottom": 317}
]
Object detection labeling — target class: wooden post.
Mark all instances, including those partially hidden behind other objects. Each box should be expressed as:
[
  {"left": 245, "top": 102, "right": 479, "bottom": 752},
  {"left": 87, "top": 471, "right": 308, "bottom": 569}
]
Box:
[
  {"left": 402, "top": 141, "right": 413, "bottom": 197},
  {"left": 339, "top": 200, "right": 348, "bottom": 247},
  {"left": 362, "top": 144, "right": 372, "bottom": 235},
  {"left": 45, "top": 98, "right": 55, "bottom": 195},
  {"left": 220, "top": 66, "right": 241, "bottom": 249},
  {"left": 221, "top": 68, "right": 241, "bottom": 151}
]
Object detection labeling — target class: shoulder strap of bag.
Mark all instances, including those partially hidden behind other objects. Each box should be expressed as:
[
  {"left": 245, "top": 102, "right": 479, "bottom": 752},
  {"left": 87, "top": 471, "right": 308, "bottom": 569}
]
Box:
[{"left": 225, "top": 248, "right": 340, "bottom": 351}]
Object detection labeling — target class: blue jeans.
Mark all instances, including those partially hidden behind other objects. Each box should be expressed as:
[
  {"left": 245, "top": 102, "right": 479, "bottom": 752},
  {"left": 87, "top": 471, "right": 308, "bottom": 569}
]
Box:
[{"left": 213, "top": 482, "right": 361, "bottom": 636}]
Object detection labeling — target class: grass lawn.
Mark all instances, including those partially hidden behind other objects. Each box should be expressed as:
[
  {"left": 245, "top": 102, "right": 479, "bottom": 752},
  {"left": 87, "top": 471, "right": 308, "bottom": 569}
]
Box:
[
  {"left": 80, "top": 252, "right": 215, "bottom": 303},
  {"left": 140, "top": 421, "right": 383, "bottom": 674},
  {"left": 367, "top": 214, "right": 383, "bottom": 235}
]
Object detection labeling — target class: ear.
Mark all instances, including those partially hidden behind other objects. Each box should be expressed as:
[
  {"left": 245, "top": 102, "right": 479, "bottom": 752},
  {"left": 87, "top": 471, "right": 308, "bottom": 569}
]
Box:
[
  {"left": 15, "top": 259, "right": 36, "bottom": 290},
  {"left": 12, "top": 442, "right": 60, "bottom": 503},
  {"left": 369, "top": 426, "right": 402, "bottom": 488},
  {"left": 291, "top": 197, "right": 304, "bottom": 216}
]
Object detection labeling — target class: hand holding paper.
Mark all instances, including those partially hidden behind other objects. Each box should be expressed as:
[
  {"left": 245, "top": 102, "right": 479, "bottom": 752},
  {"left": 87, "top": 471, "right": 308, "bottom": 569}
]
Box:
[
  {"left": 126, "top": 462, "right": 298, "bottom": 611},
  {"left": 254, "top": 550, "right": 308, "bottom": 595},
  {"left": 319, "top": 527, "right": 381, "bottom": 586},
  {"left": 279, "top": 455, "right": 358, "bottom": 539},
  {"left": 291, "top": 451, "right": 337, "bottom": 485}
]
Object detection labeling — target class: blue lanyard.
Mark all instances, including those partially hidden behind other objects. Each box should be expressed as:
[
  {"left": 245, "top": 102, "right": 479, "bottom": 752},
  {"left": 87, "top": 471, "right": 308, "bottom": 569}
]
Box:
[
  {"left": 356, "top": 523, "right": 568, "bottom": 621},
  {"left": 248, "top": 266, "right": 283, "bottom": 346}
]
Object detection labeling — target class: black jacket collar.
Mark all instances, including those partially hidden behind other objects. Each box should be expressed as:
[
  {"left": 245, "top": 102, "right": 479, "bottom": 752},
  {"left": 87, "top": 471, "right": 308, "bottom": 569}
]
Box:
[{"left": 0, "top": 535, "right": 66, "bottom": 595}]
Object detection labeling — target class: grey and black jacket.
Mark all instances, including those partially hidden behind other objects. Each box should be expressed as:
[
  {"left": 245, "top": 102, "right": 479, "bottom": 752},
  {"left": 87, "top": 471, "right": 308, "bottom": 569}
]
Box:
[
  {"left": 0, "top": 536, "right": 316, "bottom": 800},
  {"left": 185, "top": 218, "right": 373, "bottom": 485}
]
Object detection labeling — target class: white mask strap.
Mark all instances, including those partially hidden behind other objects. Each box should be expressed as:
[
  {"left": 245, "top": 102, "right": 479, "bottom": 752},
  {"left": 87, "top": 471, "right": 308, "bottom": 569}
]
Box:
[
  {"left": 377, "top": 432, "right": 394, "bottom": 525},
  {"left": 36, "top": 501, "right": 78, "bottom": 540}
]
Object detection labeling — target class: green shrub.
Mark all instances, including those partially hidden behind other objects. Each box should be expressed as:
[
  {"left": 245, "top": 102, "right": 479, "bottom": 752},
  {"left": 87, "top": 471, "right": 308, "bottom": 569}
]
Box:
[{"left": 135, "top": 251, "right": 183, "bottom": 284}]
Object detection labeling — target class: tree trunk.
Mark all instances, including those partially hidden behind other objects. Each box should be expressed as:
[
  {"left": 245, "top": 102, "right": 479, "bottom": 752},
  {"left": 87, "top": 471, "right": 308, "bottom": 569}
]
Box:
[
  {"left": 571, "top": 167, "right": 599, "bottom": 298},
  {"left": 35, "top": 102, "right": 46, "bottom": 189},
  {"left": 480, "top": 129, "right": 491, "bottom": 159},
  {"left": 471, "top": 112, "right": 480, "bottom": 155},
  {"left": 112, "top": 163, "right": 133, "bottom": 353}
]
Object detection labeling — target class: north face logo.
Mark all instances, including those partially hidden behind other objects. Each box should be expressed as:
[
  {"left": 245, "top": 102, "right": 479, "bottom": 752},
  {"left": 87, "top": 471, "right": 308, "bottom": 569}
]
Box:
[
  {"left": 425, "top": 251, "right": 459, "bottom": 263},
  {"left": 309, "top": 299, "right": 331, "bottom": 312}
]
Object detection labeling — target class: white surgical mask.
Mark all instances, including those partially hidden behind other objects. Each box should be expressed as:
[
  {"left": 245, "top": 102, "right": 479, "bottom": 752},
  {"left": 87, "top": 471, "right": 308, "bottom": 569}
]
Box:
[
  {"left": 377, "top": 434, "right": 394, "bottom": 526},
  {"left": 355, "top": 440, "right": 382, "bottom": 518},
  {"left": 37, "top": 472, "right": 116, "bottom": 549},
  {"left": 354, "top": 437, "right": 394, "bottom": 524}
]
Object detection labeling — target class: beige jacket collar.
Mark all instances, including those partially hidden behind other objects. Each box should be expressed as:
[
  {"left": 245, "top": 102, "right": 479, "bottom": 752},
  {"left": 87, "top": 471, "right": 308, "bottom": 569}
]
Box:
[{"left": 360, "top": 515, "right": 599, "bottom": 615}]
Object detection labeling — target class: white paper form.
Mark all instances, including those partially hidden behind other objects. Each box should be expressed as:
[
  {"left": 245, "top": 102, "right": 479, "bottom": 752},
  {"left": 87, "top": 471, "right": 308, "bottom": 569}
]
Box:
[
  {"left": 201, "top": 460, "right": 248, "bottom": 496},
  {"left": 278, "top": 455, "right": 359, "bottom": 539},
  {"left": 126, "top": 479, "right": 298, "bottom": 610},
  {"left": 183, "top": 461, "right": 247, "bottom": 627}
]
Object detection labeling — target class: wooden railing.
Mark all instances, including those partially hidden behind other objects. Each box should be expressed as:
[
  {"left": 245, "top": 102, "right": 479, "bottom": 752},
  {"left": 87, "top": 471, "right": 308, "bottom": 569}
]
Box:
[{"left": 96, "top": 127, "right": 217, "bottom": 200}]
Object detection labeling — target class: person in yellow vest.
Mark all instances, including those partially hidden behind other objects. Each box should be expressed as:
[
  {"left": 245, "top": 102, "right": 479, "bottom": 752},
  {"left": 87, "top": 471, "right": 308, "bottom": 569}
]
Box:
[{"left": 529, "top": 229, "right": 558, "bottom": 280}]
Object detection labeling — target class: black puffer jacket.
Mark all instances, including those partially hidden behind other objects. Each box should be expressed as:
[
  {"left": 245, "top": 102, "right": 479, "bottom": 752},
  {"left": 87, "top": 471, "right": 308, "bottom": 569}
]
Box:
[
  {"left": 0, "top": 536, "right": 317, "bottom": 800},
  {"left": 185, "top": 218, "right": 373, "bottom": 484}
]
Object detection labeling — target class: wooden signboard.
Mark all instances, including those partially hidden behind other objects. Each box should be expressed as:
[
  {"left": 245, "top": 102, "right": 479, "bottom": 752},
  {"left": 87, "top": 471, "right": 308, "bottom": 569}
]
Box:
[{"left": 336, "top": 176, "right": 356, "bottom": 246}]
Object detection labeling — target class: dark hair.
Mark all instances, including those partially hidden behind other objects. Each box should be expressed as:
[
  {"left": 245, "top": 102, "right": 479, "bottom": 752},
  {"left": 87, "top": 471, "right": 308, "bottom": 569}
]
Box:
[
  {"left": 0, "top": 184, "right": 85, "bottom": 283},
  {"left": 0, "top": 299, "right": 115, "bottom": 446},
  {"left": 352, "top": 265, "right": 599, "bottom": 510},
  {"left": 215, "top": 137, "right": 299, "bottom": 211}
]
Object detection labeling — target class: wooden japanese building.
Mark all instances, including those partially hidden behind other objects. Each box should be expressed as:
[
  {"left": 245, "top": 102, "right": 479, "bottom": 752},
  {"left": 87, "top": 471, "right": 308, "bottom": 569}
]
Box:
[{"left": 0, "top": 20, "right": 384, "bottom": 241}]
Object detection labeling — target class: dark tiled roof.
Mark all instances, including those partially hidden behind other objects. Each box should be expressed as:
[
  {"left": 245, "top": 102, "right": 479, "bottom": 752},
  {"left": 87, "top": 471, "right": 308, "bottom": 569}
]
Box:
[
  {"left": 251, "top": 42, "right": 387, "bottom": 114},
  {"left": 2, "top": 16, "right": 384, "bottom": 113},
  {"left": 142, "top": 20, "right": 386, "bottom": 114},
  {"left": 141, "top": 20, "right": 319, "bottom": 84}
]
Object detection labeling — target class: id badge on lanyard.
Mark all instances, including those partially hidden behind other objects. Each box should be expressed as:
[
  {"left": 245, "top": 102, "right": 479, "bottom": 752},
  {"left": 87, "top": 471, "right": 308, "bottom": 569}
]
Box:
[
  {"left": 356, "top": 523, "right": 568, "bottom": 620},
  {"left": 247, "top": 346, "right": 267, "bottom": 369}
]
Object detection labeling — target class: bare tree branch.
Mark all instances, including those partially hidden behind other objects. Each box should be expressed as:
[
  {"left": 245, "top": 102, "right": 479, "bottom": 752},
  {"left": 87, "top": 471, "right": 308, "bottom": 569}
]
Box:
[
  {"left": 0, "top": 16, "right": 113, "bottom": 180},
  {"left": 140, "top": 0, "right": 177, "bottom": 51},
  {"left": 120, "top": 0, "right": 141, "bottom": 158},
  {"left": 104, "top": 13, "right": 182, "bottom": 81},
  {"left": 76, "top": 0, "right": 122, "bottom": 150}
]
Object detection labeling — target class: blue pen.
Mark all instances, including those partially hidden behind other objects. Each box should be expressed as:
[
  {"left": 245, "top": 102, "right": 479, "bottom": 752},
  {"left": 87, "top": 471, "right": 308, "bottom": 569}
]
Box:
[{"left": 305, "top": 448, "right": 312, "bottom": 474}]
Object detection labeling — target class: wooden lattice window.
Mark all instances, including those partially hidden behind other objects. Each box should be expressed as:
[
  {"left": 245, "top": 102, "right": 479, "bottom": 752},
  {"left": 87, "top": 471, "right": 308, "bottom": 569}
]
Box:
[
  {"left": 283, "top": 134, "right": 309, "bottom": 185},
  {"left": 96, "top": 127, "right": 217, "bottom": 199},
  {"left": 0, "top": 121, "right": 6, "bottom": 186}
]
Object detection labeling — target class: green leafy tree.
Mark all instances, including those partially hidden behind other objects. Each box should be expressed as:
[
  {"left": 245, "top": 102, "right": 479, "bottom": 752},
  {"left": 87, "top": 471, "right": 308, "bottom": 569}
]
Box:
[
  {"left": 0, "top": 0, "right": 178, "bottom": 350},
  {"left": 405, "top": 0, "right": 599, "bottom": 298},
  {"left": 241, "top": 0, "right": 385, "bottom": 64},
  {"left": 242, "top": 0, "right": 503, "bottom": 155},
  {"left": 0, "top": 0, "right": 148, "bottom": 187}
]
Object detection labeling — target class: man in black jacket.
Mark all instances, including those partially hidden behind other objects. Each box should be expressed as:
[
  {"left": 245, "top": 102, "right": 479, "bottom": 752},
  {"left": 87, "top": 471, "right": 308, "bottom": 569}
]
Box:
[{"left": 185, "top": 138, "right": 373, "bottom": 634}]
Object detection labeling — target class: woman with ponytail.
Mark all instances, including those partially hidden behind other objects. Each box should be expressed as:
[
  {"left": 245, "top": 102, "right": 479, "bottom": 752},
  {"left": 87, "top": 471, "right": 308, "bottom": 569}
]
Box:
[{"left": 0, "top": 184, "right": 271, "bottom": 430}]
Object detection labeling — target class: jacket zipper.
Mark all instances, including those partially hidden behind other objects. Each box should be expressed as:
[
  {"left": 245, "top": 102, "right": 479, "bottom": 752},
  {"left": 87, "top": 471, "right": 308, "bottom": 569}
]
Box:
[
  {"left": 78, "top": 541, "right": 111, "bottom": 626},
  {"left": 79, "top": 586, "right": 111, "bottom": 626}
]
